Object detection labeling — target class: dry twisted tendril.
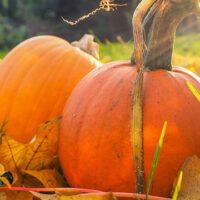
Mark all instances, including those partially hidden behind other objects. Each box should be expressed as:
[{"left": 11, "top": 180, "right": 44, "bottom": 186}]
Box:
[
  {"left": 100, "top": 0, "right": 127, "bottom": 11},
  {"left": 62, "top": 0, "right": 127, "bottom": 26}
]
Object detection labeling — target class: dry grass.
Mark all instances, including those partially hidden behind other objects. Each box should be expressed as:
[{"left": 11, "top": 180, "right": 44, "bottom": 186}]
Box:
[
  {"left": 99, "top": 34, "right": 200, "bottom": 75},
  {"left": 1, "top": 34, "right": 200, "bottom": 74}
]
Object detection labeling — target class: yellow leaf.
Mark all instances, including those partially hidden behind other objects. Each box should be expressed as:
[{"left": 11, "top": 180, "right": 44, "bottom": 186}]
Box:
[
  {"left": 31, "top": 191, "right": 116, "bottom": 200},
  {"left": 187, "top": 81, "right": 200, "bottom": 102},
  {"left": 31, "top": 191, "right": 56, "bottom": 200},
  {"left": 56, "top": 190, "right": 81, "bottom": 197},
  {"left": 0, "top": 170, "right": 17, "bottom": 187},
  {"left": 57, "top": 193, "right": 116, "bottom": 200},
  {"left": 31, "top": 192, "right": 116, "bottom": 200},
  {"left": 0, "top": 118, "right": 60, "bottom": 172},
  {"left": 6, "top": 191, "right": 33, "bottom": 200},
  {"left": 22, "top": 169, "right": 66, "bottom": 188},
  {"left": 0, "top": 164, "right": 5, "bottom": 174},
  {"left": 0, "top": 177, "right": 12, "bottom": 189},
  {"left": 0, "top": 118, "right": 60, "bottom": 189},
  {"left": 0, "top": 192, "right": 7, "bottom": 200}
]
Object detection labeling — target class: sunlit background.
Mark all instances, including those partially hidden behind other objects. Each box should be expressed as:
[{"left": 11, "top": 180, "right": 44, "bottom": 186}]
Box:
[{"left": 0, "top": 0, "right": 200, "bottom": 73}]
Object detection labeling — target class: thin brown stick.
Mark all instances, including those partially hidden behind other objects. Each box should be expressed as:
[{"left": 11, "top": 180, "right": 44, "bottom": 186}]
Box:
[{"left": 62, "top": 7, "right": 103, "bottom": 26}]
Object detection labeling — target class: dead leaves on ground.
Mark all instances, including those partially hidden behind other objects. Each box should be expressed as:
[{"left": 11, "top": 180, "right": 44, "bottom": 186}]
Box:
[
  {"left": 1, "top": 190, "right": 116, "bottom": 200},
  {"left": 0, "top": 116, "right": 104, "bottom": 200},
  {"left": 22, "top": 169, "right": 66, "bottom": 188},
  {"left": 2, "top": 115, "right": 200, "bottom": 200},
  {"left": 0, "top": 118, "right": 60, "bottom": 172},
  {"left": 0, "top": 117, "right": 66, "bottom": 199},
  {"left": 0, "top": 116, "right": 119, "bottom": 200},
  {"left": 5, "top": 191, "right": 33, "bottom": 200},
  {"left": 31, "top": 192, "right": 116, "bottom": 200}
]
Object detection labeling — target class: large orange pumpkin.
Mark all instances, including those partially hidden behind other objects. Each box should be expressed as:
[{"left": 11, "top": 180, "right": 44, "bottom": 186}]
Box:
[
  {"left": 59, "top": 62, "right": 200, "bottom": 197},
  {"left": 59, "top": 1, "right": 200, "bottom": 198},
  {"left": 0, "top": 35, "right": 100, "bottom": 143}
]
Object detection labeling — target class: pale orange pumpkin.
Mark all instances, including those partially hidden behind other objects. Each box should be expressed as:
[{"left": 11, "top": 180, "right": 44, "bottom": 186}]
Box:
[
  {"left": 0, "top": 35, "right": 101, "bottom": 143},
  {"left": 59, "top": 61, "right": 200, "bottom": 197}
]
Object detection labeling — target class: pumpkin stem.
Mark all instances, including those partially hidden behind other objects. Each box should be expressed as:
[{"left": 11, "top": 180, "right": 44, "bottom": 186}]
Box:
[
  {"left": 132, "top": 0, "right": 158, "bottom": 71},
  {"left": 132, "top": 0, "right": 200, "bottom": 71},
  {"left": 143, "top": 0, "right": 199, "bottom": 71},
  {"left": 71, "top": 34, "right": 100, "bottom": 59}
]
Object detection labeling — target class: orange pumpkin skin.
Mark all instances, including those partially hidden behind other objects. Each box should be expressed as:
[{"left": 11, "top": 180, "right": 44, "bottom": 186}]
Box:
[
  {"left": 0, "top": 36, "right": 100, "bottom": 143},
  {"left": 59, "top": 61, "right": 200, "bottom": 197}
]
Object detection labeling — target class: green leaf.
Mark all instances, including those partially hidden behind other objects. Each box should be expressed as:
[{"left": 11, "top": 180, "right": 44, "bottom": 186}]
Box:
[
  {"left": 146, "top": 121, "right": 167, "bottom": 200},
  {"left": 172, "top": 171, "right": 183, "bottom": 200},
  {"left": 187, "top": 81, "right": 200, "bottom": 102}
]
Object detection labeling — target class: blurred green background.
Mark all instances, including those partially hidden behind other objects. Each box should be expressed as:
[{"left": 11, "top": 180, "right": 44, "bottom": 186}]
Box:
[{"left": 0, "top": 0, "right": 200, "bottom": 74}]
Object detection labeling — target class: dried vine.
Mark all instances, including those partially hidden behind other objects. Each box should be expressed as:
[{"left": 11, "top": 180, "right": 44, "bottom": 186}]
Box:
[{"left": 62, "top": 0, "right": 127, "bottom": 26}]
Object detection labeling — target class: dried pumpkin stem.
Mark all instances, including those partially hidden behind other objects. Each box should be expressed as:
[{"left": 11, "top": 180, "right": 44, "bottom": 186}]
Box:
[
  {"left": 132, "top": 0, "right": 160, "bottom": 72},
  {"left": 144, "top": 0, "right": 200, "bottom": 70},
  {"left": 131, "top": 0, "right": 158, "bottom": 194},
  {"left": 131, "top": 0, "right": 162, "bottom": 194}
]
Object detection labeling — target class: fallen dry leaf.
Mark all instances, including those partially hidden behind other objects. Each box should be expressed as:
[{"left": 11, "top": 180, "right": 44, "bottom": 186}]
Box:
[
  {"left": 173, "top": 155, "right": 200, "bottom": 200},
  {"left": 0, "top": 118, "right": 62, "bottom": 191},
  {"left": 31, "top": 191, "right": 56, "bottom": 200},
  {"left": 22, "top": 169, "right": 66, "bottom": 188},
  {"left": 58, "top": 193, "right": 116, "bottom": 200},
  {"left": 0, "top": 177, "right": 12, "bottom": 189},
  {"left": 0, "top": 192, "right": 6, "bottom": 200},
  {"left": 6, "top": 191, "right": 33, "bottom": 200},
  {"left": 31, "top": 189, "right": 84, "bottom": 200},
  {"left": 32, "top": 192, "right": 116, "bottom": 200},
  {"left": 0, "top": 118, "right": 60, "bottom": 172},
  {"left": 0, "top": 164, "right": 5, "bottom": 174}
]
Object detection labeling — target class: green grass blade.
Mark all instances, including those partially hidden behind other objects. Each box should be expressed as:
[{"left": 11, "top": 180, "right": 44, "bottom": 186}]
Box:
[
  {"left": 172, "top": 171, "right": 183, "bottom": 200},
  {"left": 187, "top": 81, "right": 200, "bottom": 102},
  {"left": 146, "top": 121, "right": 167, "bottom": 200}
]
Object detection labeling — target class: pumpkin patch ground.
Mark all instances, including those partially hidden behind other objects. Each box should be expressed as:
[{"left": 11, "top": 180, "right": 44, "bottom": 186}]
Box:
[{"left": 0, "top": 0, "right": 200, "bottom": 200}]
